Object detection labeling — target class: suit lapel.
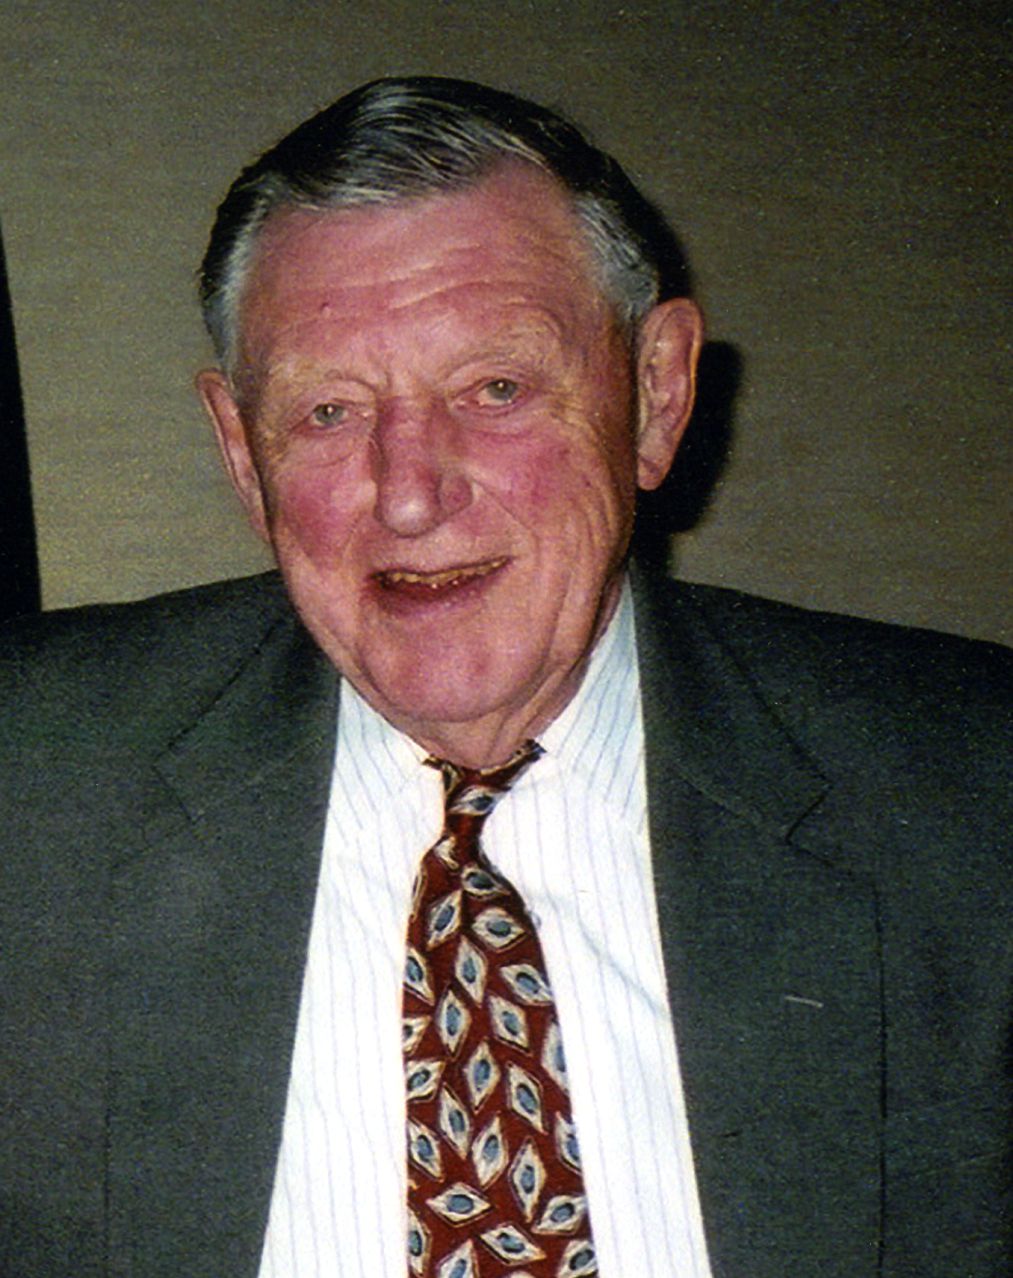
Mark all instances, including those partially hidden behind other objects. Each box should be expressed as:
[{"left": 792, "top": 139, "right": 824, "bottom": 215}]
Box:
[
  {"left": 106, "top": 609, "right": 339, "bottom": 1277},
  {"left": 632, "top": 571, "right": 883, "bottom": 1277}
]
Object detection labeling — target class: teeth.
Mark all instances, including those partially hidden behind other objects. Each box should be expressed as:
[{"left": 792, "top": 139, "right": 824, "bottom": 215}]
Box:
[{"left": 380, "top": 559, "right": 506, "bottom": 589}]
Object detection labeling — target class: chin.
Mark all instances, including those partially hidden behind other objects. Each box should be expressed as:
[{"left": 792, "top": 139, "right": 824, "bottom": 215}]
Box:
[
  {"left": 368, "top": 658, "right": 528, "bottom": 736},
  {"left": 384, "top": 680, "right": 502, "bottom": 732}
]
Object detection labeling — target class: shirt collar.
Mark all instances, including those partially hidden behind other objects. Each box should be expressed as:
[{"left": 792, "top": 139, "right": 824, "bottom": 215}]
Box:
[
  {"left": 537, "top": 575, "right": 644, "bottom": 827},
  {"left": 333, "top": 674, "right": 429, "bottom": 820}
]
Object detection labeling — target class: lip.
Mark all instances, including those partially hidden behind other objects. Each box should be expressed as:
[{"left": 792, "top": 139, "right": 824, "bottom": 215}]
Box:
[{"left": 370, "top": 556, "right": 510, "bottom": 614}]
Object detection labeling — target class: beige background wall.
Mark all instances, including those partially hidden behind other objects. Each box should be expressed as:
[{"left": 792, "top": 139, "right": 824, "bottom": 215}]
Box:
[{"left": 2, "top": 0, "right": 1009, "bottom": 642}]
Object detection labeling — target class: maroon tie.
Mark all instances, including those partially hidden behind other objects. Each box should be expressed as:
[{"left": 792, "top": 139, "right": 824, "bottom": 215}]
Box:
[{"left": 403, "top": 741, "right": 597, "bottom": 1278}]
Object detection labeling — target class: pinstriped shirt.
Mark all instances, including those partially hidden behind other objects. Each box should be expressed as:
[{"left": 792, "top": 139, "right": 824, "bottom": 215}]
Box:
[{"left": 258, "top": 579, "right": 713, "bottom": 1277}]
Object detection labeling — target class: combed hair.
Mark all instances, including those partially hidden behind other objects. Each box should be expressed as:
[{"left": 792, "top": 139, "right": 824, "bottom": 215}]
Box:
[{"left": 199, "top": 76, "right": 690, "bottom": 372}]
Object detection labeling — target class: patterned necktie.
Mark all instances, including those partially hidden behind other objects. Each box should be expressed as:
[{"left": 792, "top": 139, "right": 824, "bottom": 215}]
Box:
[{"left": 403, "top": 740, "right": 597, "bottom": 1278}]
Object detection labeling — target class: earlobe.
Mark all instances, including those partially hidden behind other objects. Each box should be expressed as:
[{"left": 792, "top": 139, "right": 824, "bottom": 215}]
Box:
[
  {"left": 196, "top": 369, "right": 270, "bottom": 542},
  {"left": 634, "top": 298, "right": 704, "bottom": 491}
]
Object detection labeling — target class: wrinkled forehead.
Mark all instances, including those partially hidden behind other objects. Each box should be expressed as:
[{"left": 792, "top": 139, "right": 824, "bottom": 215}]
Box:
[{"left": 234, "top": 165, "right": 616, "bottom": 366}]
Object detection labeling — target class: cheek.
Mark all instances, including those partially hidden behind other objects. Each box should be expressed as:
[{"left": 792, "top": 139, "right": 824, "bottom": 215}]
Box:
[
  {"left": 501, "top": 433, "right": 634, "bottom": 548},
  {"left": 514, "top": 443, "right": 569, "bottom": 510},
  {"left": 265, "top": 463, "right": 364, "bottom": 565}
]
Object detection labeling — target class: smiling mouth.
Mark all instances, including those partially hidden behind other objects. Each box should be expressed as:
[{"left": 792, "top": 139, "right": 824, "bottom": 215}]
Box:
[{"left": 374, "top": 557, "right": 508, "bottom": 592}]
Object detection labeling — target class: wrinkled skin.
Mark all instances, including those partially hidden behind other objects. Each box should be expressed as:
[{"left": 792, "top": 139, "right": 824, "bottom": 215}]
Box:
[{"left": 199, "top": 164, "right": 702, "bottom": 766}]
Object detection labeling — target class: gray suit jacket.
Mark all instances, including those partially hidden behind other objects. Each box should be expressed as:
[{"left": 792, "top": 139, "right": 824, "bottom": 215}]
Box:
[{"left": 1, "top": 568, "right": 1009, "bottom": 1276}]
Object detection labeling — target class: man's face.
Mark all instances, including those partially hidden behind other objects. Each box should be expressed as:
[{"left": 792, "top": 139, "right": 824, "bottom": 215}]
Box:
[{"left": 201, "top": 166, "right": 700, "bottom": 764}]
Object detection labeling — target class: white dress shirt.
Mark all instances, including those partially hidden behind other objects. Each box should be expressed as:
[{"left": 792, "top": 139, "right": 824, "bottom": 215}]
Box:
[{"left": 258, "top": 580, "right": 713, "bottom": 1277}]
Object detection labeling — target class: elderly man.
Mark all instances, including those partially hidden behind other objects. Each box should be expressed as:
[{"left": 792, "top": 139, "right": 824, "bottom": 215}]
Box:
[{"left": 1, "top": 77, "right": 1009, "bottom": 1278}]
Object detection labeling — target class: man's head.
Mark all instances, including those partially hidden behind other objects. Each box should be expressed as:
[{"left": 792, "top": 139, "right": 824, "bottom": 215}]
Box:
[
  {"left": 197, "top": 77, "right": 702, "bottom": 766},
  {"left": 198, "top": 76, "right": 690, "bottom": 376}
]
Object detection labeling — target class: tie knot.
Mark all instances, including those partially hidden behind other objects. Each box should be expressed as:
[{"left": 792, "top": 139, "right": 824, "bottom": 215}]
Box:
[{"left": 428, "top": 739, "right": 544, "bottom": 827}]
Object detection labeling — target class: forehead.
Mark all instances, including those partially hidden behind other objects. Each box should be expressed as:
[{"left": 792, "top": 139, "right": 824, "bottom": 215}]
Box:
[{"left": 236, "top": 166, "right": 611, "bottom": 367}]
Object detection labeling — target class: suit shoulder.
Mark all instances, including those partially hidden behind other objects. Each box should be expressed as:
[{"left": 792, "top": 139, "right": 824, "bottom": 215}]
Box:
[
  {"left": 668, "top": 576, "right": 1010, "bottom": 713},
  {"left": 1, "top": 571, "right": 289, "bottom": 662},
  {"left": 648, "top": 574, "right": 1010, "bottom": 794},
  {"left": 0, "top": 573, "right": 296, "bottom": 744},
  {"left": 641, "top": 572, "right": 1010, "bottom": 879}
]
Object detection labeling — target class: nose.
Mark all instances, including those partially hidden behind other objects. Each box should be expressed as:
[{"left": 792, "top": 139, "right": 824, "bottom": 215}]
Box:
[{"left": 372, "top": 399, "right": 471, "bottom": 536}]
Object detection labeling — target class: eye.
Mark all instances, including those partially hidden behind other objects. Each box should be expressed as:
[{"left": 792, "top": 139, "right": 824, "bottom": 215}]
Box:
[
  {"left": 475, "top": 378, "right": 521, "bottom": 407},
  {"left": 310, "top": 401, "right": 348, "bottom": 427}
]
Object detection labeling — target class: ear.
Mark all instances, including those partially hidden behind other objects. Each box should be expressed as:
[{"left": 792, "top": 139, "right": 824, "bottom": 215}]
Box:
[
  {"left": 634, "top": 297, "right": 704, "bottom": 491},
  {"left": 196, "top": 369, "right": 271, "bottom": 542}
]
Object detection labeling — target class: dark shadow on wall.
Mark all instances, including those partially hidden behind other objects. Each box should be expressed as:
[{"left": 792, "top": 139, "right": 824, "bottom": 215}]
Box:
[
  {"left": 0, "top": 220, "right": 40, "bottom": 621},
  {"left": 632, "top": 339, "right": 742, "bottom": 571}
]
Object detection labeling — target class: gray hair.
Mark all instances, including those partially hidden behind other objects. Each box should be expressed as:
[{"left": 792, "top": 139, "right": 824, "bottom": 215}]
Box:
[{"left": 199, "top": 76, "right": 690, "bottom": 374}]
